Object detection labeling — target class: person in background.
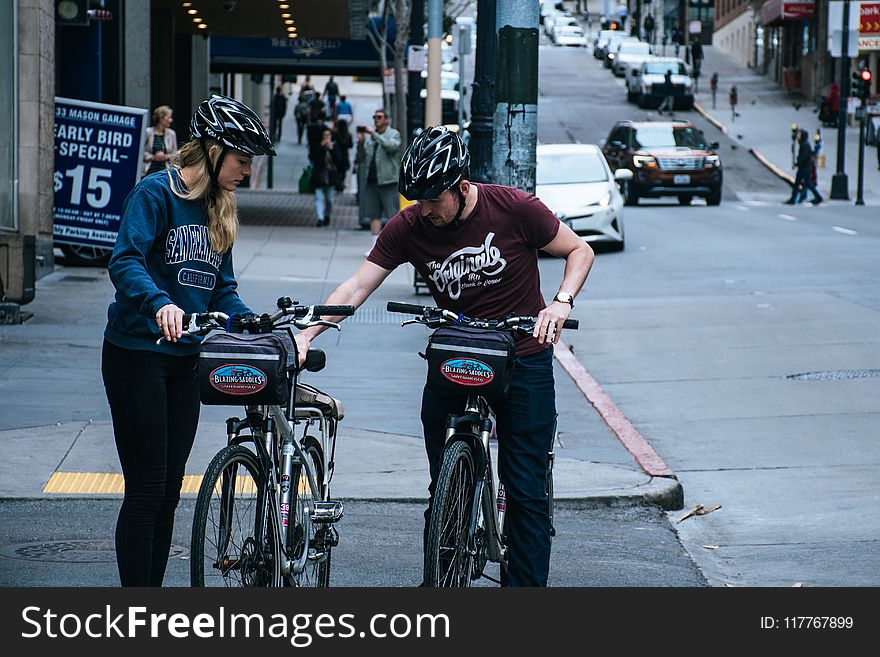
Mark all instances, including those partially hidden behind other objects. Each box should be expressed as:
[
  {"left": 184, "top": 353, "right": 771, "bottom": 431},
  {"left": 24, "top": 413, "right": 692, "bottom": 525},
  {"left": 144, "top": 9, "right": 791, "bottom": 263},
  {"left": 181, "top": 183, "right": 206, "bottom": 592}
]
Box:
[
  {"left": 103, "top": 95, "right": 275, "bottom": 586},
  {"left": 143, "top": 106, "right": 178, "bottom": 176},
  {"left": 309, "top": 126, "right": 346, "bottom": 227},
  {"left": 657, "top": 70, "right": 675, "bottom": 115},
  {"left": 729, "top": 84, "right": 739, "bottom": 122},
  {"left": 324, "top": 76, "right": 340, "bottom": 119},
  {"left": 334, "top": 118, "right": 354, "bottom": 192},
  {"left": 356, "top": 108, "right": 401, "bottom": 253},
  {"left": 294, "top": 94, "right": 310, "bottom": 144},
  {"left": 785, "top": 129, "right": 823, "bottom": 205},
  {"left": 334, "top": 95, "right": 354, "bottom": 126},
  {"left": 710, "top": 72, "right": 719, "bottom": 109},
  {"left": 272, "top": 86, "right": 288, "bottom": 142}
]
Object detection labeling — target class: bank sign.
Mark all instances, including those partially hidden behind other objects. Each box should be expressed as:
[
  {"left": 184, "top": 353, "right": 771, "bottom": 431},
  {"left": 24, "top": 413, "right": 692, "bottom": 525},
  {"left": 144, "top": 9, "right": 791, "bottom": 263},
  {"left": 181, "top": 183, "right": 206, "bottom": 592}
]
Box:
[{"left": 53, "top": 97, "right": 148, "bottom": 249}]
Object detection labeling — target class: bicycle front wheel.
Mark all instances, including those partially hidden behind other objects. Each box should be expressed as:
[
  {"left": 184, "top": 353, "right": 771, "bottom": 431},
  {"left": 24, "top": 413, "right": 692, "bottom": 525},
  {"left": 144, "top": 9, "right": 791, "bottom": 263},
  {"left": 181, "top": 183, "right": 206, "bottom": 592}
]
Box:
[
  {"left": 191, "top": 444, "right": 283, "bottom": 587},
  {"left": 425, "top": 439, "right": 477, "bottom": 587}
]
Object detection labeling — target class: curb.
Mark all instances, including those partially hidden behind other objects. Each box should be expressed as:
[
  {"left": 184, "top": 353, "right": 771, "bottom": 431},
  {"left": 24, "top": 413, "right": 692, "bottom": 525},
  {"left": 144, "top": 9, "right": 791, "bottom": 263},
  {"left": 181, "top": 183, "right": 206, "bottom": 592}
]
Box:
[{"left": 694, "top": 101, "right": 796, "bottom": 186}]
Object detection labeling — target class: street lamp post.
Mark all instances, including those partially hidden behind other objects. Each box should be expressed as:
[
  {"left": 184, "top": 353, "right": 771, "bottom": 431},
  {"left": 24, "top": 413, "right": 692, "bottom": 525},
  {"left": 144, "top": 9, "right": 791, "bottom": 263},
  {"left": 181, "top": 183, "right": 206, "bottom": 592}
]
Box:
[
  {"left": 830, "top": 0, "right": 851, "bottom": 200},
  {"left": 468, "top": 0, "right": 496, "bottom": 183}
]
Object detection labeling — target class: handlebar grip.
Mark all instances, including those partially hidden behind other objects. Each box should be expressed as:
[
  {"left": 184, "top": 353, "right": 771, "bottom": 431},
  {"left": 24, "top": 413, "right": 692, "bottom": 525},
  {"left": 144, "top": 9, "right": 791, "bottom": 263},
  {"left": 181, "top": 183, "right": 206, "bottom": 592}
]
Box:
[
  {"left": 313, "top": 305, "right": 356, "bottom": 317},
  {"left": 387, "top": 301, "right": 427, "bottom": 314},
  {"left": 562, "top": 319, "right": 579, "bottom": 330}
]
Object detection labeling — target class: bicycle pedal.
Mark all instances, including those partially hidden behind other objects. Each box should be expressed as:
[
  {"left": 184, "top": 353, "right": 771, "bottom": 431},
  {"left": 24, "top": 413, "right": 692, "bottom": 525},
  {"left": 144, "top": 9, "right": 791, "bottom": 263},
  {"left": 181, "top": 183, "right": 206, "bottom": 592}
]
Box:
[{"left": 310, "top": 500, "right": 344, "bottom": 523}]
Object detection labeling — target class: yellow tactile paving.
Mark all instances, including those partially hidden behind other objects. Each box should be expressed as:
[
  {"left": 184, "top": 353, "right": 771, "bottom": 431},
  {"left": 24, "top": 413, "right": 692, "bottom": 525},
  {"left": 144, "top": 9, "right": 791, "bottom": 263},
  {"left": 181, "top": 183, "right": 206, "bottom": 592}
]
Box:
[{"left": 42, "top": 472, "right": 260, "bottom": 495}]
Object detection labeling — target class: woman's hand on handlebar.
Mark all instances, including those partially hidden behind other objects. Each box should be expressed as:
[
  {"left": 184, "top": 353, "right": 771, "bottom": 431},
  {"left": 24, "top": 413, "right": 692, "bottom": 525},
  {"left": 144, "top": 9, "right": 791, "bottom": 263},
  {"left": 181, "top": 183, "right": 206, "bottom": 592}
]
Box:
[
  {"left": 534, "top": 301, "right": 572, "bottom": 345},
  {"left": 156, "top": 303, "right": 185, "bottom": 343}
]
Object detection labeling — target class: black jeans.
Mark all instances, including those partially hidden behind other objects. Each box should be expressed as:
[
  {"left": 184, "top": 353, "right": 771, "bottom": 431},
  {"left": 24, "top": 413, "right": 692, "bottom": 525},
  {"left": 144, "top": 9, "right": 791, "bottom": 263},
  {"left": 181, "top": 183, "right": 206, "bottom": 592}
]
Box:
[
  {"left": 421, "top": 347, "right": 557, "bottom": 586},
  {"left": 101, "top": 340, "right": 200, "bottom": 586}
]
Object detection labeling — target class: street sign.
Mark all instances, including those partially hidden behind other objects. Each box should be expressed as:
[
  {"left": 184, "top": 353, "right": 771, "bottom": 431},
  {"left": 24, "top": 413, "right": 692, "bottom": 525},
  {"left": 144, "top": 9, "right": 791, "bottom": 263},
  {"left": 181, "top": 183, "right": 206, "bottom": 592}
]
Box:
[
  {"left": 688, "top": 20, "right": 701, "bottom": 34},
  {"left": 53, "top": 97, "right": 147, "bottom": 250},
  {"left": 407, "top": 45, "right": 426, "bottom": 72}
]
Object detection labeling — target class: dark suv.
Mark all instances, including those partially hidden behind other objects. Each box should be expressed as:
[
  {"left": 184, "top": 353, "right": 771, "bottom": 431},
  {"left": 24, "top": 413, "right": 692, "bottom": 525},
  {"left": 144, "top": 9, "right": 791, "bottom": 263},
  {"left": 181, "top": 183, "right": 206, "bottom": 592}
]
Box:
[{"left": 601, "top": 120, "right": 723, "bottom": 206}]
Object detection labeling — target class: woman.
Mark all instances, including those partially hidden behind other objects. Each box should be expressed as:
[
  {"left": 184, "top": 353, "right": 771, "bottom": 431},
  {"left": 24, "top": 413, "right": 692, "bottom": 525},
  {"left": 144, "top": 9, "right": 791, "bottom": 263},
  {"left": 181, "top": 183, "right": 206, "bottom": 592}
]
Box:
[
  {"left": 309, "top": 126, "right": 345, "bottom": 227},
  {"left": 143, "top": 105, "right": 179, "bottom": 176},
  {"left": 103, "top": 95, "right": 275, "bottom": 587}
]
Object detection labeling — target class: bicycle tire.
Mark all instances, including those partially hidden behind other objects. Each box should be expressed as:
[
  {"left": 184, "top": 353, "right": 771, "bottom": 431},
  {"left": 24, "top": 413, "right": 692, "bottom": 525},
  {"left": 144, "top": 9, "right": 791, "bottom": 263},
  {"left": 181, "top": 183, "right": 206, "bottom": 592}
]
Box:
[
  {"left": 424, "top": 439, "right": 477, "bottom": 587},
  {"left": 285, "top": 439, "right": 331, "bottom": 587},
  {"left": 191, "top": 444, "right": 283, "bottom": 587}
]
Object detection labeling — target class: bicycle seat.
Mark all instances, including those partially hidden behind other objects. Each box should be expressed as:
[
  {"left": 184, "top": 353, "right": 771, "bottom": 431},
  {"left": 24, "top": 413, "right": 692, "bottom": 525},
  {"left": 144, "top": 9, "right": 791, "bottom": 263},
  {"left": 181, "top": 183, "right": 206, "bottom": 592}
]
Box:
[{"left": 288, "top": 349, "right": 326, "bottom": 373}]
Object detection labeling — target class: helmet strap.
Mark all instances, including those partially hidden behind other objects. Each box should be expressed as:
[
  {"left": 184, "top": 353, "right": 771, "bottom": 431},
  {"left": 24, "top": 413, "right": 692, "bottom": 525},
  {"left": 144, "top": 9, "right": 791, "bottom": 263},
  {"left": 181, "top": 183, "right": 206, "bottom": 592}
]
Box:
[
  {"left": 199, "top": 138, "right": 227, "bottom": 208},
  {"left": 450, "top": 184, "right": 466, "bottom": 227}
]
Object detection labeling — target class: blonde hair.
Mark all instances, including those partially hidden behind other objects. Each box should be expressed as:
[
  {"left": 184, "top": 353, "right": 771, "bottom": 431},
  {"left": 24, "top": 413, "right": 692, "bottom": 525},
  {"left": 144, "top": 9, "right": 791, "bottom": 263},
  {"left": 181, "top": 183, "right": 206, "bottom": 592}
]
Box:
[
  {"left": 168, "top": 139, "right": 239, "bottom": 254},
  {"left": 152, "top": 105, "right": 173, "bottom": 128}
]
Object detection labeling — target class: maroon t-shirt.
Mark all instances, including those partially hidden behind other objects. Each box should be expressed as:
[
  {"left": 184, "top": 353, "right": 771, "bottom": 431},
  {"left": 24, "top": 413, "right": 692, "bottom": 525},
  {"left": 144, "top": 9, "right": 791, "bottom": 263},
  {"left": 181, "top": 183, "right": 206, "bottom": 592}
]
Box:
[{"left": 368, "top": 184, "right": 561, "bottom": 356}]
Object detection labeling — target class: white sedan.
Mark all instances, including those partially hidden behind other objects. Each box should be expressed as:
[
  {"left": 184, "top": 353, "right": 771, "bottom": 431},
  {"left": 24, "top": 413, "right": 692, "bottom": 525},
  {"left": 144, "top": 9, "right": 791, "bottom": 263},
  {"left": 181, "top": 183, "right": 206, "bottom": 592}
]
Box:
[
  {"left": 553, "top": 25, "right": 588, "bottom": 47},
  {"left": 536, "top": 144, "right": 632, "bottom": 251}
]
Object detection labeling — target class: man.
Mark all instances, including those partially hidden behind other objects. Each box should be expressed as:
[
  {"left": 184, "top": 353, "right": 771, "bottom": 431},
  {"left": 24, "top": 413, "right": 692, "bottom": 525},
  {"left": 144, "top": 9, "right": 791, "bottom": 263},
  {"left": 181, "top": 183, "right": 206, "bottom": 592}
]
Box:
[
  {"left": 324, "top": 76, "right": 340, "bottom": 118},
  {"left": 643, "top": 13, "right": 655, "bottom": 43},
  {"left": 689, "top": 37, "right": 704, "bottom": 78},
  {"left": 272, "top": 86, "right": 288, "bottom": 142},
  {"left": 356, "top": 109, "right": 401, "bottom": 250},
  {"left": 786, "top": 129, "right": 823, "bottom": 205},
  {"left": 334, "top": 94, "right": 353, "bottom": 126},
  {"left": 293, "top": 127, "right": 594, "bottom": 586},
  {"left": 657, "top": 70, "right": 675, "bottom": 115}
]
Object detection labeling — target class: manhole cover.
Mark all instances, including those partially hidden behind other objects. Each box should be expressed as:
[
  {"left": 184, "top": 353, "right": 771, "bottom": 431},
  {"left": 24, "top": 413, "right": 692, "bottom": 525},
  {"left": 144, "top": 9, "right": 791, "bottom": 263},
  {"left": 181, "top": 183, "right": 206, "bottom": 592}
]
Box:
[
  {"left": 786, "top": 369, "right": 880, "bottom": 381},
  {"left": 0, "top": 540, "right": 188, "bottom": 563}
]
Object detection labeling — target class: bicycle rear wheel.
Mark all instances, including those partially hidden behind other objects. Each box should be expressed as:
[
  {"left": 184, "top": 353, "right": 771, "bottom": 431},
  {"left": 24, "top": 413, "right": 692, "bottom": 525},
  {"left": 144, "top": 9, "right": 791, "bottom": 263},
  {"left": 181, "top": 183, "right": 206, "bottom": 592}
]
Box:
[
  {"left": 191, "top": 444, "right": 282, "bottom": 587},
  {"left": 286, "top": 439, "right": 331, "bottom": 587},
  {"left": 425, "top": 439, "right": 477, "bottom": 587}
]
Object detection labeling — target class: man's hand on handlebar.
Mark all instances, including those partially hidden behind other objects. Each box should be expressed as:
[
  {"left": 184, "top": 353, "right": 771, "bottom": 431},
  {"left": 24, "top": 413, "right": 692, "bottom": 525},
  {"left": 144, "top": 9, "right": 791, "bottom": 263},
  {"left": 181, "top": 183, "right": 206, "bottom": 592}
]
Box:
[
  {"left": 293, "top": 332, "right": 312, "bottom": 368},
  {"left": 535, "top": 301, "right": 572, "bottom": 345}
]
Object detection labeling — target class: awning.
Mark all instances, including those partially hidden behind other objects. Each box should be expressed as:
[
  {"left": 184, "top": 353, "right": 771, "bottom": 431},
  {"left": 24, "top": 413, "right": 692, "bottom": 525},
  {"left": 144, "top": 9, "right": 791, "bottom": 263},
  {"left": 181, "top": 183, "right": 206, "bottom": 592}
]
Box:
[
  {"left": 210, "top": 36, "right": 382, "bottom": 76},
  {"left": 761, "top": 0, "right": 815, "bottom": 26}
]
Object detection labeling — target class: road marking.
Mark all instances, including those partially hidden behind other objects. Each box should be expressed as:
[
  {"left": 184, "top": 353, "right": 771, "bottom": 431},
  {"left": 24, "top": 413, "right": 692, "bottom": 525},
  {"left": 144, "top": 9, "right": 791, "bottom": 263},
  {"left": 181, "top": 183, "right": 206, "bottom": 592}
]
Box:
[
  {"left": 778, "top": 213, "right": 797, "bottom": 221},
  {"left": 554, "top": 340, "right": 674, "bottom": 478},
  {"left": 832, "top": 226, "right": 857, "bottom": 235}
]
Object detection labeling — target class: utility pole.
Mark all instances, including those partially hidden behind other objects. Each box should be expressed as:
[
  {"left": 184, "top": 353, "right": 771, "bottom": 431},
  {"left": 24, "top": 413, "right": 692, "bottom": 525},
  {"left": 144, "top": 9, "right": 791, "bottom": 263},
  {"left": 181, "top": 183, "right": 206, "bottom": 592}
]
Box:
[
  {"left": 406, "top": 0, "right": 424, "bottom": 141},
  {"left": 492, "top": 0, "right": 539, "bottom": 193},
  {"left": 425, "top": 0, "right": 443, "bottom": 127},
  {"left": 830, "top": 0, "right": 851, "bottom": 200},
  {"left": 469, "top": 0, "right": 496, "bottom": 183}
]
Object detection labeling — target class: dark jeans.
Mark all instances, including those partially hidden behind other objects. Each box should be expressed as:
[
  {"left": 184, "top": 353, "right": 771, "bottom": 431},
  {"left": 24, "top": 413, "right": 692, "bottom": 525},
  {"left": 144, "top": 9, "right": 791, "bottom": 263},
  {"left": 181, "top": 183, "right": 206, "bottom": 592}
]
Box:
[
  {"left": 789, "top": 165, "right": 822, "bottom": 202},
  {"left": 421, "top": 347, "right": 557, "bottom": 586},
  {"left": 101, "top": 340, "right": 200, "bottom": 586}
]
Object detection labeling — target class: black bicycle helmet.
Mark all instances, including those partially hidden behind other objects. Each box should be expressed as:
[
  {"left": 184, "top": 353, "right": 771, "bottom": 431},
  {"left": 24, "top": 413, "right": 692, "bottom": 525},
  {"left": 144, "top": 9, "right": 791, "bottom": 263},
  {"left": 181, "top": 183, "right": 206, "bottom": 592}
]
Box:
[
  {"left": 398, "top": 126, "right": 470, "bottom": 200},
  {"left": 190, "top": 94, "right": 276, "bottom": 157}
]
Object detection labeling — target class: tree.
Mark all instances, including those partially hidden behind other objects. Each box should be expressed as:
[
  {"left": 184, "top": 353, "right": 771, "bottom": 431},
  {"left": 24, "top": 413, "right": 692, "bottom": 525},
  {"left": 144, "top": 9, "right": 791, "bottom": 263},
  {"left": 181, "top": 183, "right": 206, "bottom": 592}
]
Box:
[{"left": 366, "top": 1, "right": 411, "bottom": 153}]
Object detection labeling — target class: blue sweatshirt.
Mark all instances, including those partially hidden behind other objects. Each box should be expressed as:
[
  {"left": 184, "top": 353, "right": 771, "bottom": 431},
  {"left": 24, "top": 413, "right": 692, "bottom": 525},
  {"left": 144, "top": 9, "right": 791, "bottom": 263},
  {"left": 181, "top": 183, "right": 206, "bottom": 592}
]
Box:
[{"left": 104, "top": 170, "right": 251, "bottom": 355}]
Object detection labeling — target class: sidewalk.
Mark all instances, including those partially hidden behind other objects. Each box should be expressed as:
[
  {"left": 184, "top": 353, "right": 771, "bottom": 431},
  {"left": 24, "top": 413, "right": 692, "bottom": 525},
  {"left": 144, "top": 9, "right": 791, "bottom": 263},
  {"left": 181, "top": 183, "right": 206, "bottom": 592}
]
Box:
[{"left": 693, "top": 46, "right": 880, "bottom": 205}]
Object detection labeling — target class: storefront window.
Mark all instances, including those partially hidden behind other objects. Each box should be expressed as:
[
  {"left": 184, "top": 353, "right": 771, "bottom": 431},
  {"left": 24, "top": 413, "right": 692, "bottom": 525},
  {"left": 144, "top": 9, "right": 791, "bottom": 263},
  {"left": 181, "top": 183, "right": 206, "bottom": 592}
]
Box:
[{"left": 0, "top": 6, "right": 16, "bottom": 230}]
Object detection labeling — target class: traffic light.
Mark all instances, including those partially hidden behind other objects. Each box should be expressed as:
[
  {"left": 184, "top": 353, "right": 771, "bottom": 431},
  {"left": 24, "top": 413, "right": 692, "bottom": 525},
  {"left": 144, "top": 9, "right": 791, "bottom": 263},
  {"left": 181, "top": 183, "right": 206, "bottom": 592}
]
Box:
[
  {"left": 851, "top": 71, "right": 864, "bottom": 99},
  {"left": 859, "top": 67, "right": 872, "bottom": 100}
]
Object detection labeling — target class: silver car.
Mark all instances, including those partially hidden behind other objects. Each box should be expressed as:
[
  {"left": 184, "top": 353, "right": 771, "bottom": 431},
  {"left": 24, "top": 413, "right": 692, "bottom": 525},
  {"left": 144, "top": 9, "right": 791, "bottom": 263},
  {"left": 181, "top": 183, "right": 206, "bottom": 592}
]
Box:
[{"left": 536, "top": 144, "right": 632, "bottom": 252}]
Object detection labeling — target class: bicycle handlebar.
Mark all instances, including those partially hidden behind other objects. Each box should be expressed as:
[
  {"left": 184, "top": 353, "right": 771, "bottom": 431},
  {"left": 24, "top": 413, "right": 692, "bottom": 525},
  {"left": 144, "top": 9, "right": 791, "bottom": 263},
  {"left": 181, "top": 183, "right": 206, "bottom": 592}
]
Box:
[
  {"left": 386, "top": 302, "right": 579, "bottom": 331},
  {"left": 157, "top": 303, "right": 356, "bottom": 344}
]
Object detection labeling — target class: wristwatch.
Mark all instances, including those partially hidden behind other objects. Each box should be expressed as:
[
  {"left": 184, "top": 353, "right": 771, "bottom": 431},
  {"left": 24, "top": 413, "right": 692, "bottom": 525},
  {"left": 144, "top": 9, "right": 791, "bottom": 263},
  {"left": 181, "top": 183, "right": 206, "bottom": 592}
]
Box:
[{"left": 554, "top": 292, "right": 574, "bottom": 308}]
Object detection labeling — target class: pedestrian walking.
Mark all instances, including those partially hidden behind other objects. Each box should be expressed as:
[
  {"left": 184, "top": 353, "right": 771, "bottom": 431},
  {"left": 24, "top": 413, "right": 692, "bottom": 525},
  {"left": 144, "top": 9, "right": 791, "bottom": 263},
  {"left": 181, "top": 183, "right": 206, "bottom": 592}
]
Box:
[
  {"left": 294, "top": 94, "right": 310, "bottom": 144},
  {"left": 102, "top": 95, "right": 275, "bottom": 587},
  {"left": 308, "top": 93, "right": 326, "bottom": 124},
  {"left": 657, "top": 69, "right": 676, "bottom": 115},
  {"left": 324, "top": 76, "right": 340, "bottom": 118},
  {"left": 334, "top": 118, "right": 354, "bottom": 192},
  {"left": 356, "top": 108, "right": 401, "bottom": 251},
  {"left": 710, "top": 72, "right": 719, "bottom": 109},
  {"left": 272, "top": 86, "right": 288, "bottom": 142},
  {"left": 785, "top": 129, "right": 823, "bottom": 205},
  {"left": 334, "top": 94, "right": 354, "bottom": 126},
  {"left": 643, "top": 13, "right": 655, "bottom": 44},
  {"left": 729, "top": 84, "right": 738, "bottom": 122}
]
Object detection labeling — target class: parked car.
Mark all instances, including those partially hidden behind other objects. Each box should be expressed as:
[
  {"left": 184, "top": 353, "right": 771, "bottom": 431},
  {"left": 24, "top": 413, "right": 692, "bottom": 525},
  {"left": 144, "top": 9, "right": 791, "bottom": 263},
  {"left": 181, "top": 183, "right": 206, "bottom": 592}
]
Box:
[
  {"left": 553, "top": 24, "right": 588, "bottom": 47},
  {"left": 603, "top": 34, "right": 639, "bottom": 68},
  {"left": 535, "top": 143, "right": 631, "bottom": 251},
  {"left": 611, "top": 40, "right": 653, "bottom": 77},
  {"left": 600, "top": 120, "right": 722, "bottom": 206},
  {"left": 548, "top": 14, "right": 579, "bottom": 40},
  {"left": 593, "top": 29, "right": 619, "bottom": 58},
  {"left": 629, "top": 57, "right": 694, "bottom": 109}
]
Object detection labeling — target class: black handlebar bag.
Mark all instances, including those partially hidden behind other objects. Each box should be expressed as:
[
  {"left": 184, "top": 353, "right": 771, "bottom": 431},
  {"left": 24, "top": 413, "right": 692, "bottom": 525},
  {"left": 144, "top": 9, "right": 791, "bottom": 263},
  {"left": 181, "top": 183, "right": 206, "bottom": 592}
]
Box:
[
  {"left": 425, "top": 326, "right": 516, "bottom": 398},
  {"left": 198, "top": 333, "right": 289, "bottom": 405}
]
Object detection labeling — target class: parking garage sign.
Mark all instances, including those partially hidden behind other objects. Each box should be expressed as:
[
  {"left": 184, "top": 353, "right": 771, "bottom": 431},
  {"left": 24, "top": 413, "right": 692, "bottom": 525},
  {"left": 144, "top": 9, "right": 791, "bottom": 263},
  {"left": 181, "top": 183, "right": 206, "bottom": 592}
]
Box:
[{"left": 53, "top": 97, "right": 148, "bottom": 249}]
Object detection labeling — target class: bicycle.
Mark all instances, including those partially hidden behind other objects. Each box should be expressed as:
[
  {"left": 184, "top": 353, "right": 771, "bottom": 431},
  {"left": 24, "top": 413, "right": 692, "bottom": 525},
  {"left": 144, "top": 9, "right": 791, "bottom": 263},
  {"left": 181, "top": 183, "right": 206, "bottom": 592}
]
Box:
[
  {"left": 386, "top": 301, "right": 578, "bottom": 587},
  {"left": 160, "top": 297, "right": 354, "bottom": 587}
]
